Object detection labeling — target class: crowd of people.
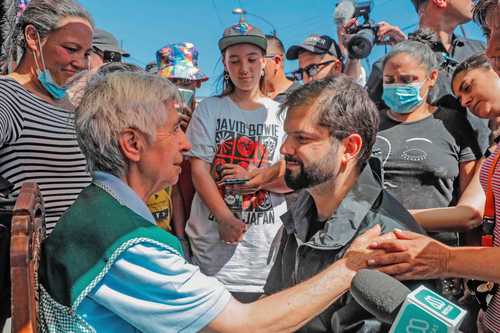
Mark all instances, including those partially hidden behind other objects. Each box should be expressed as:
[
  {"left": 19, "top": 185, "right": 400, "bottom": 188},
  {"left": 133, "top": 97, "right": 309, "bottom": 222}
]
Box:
[{"left": 0, "top": 0, "right": 499, "bottom": 332}]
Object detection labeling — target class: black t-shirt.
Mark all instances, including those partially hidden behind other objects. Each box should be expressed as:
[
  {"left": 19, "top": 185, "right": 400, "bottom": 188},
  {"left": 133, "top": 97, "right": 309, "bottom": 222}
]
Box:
[
  {"left": 366, "top": 35, "right": 490, "bottom": 153},
  {"left": 372, "top": 107, "right": 482, "bottom": 210}
]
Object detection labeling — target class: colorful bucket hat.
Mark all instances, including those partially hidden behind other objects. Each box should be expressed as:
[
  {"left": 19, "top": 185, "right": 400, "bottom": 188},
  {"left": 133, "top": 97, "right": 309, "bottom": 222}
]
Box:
[
  {"left": 156, "top": 42, "right": 208, "bottom": 81},
  {"left": 218, "top": 21, "right": 267, "bottom": 52}
]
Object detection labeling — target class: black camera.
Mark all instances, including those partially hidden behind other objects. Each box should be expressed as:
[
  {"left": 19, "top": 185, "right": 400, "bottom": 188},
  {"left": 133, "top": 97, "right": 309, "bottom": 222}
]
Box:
[{"left": 345, "top": 1, "right": 378, "bottom": 59}]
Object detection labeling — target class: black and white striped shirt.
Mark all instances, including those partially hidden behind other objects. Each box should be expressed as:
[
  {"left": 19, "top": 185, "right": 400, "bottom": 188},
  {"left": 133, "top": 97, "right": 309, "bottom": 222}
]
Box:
[{"left": 0, "top": 77, "right": 91, "bottom": 233}]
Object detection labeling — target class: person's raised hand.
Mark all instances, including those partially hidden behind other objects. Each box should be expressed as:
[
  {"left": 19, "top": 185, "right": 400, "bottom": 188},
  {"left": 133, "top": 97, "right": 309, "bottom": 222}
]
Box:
[{"left": 376, "top": 21, "right": 407, "bottom": 45}]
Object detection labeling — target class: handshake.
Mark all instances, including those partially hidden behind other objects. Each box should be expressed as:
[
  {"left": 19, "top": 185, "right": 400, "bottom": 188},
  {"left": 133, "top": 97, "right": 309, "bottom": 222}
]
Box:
[{"left": 345, "top": 225, "right": 467, "bottom": 332}]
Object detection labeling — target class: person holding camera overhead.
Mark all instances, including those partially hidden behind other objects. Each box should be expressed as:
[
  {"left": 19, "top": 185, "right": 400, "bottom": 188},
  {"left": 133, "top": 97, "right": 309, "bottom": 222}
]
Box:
[{"left": 185, "top": 19, "right": 289, "bottom": 303}]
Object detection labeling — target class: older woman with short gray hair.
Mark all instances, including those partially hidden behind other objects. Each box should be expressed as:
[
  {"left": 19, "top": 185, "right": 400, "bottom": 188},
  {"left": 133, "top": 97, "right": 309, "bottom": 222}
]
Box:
[
  {"left": 76, "top": 71, "right": 179, "bottom": 179},
  {"left": 38, "top": 71, "right": 197, "bottom": 332}
]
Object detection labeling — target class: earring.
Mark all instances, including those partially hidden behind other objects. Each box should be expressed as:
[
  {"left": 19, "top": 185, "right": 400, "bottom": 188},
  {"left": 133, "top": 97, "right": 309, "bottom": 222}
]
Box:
[
  {"left": 224, "top": 72, "right": 230, "bottom": 80},
  {"left": 261, "top": 69, "right": 265, "bottom": 77}
]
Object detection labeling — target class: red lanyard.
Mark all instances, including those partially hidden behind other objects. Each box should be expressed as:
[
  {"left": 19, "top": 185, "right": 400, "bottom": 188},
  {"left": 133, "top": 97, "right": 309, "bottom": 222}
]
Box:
[{"left": 482, "top": 150, "right": 500, "bottom": 246}]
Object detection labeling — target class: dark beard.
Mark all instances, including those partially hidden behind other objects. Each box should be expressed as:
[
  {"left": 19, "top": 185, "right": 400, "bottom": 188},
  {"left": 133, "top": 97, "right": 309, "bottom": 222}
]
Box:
[{"left": 284, "top": 155, "right": 337, "bottom": 191}]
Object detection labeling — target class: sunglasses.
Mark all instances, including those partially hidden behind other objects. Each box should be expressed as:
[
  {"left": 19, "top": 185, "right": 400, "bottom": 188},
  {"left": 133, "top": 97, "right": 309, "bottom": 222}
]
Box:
[
  {"left": 291, "top": 60, "right": 337, "bottom": 81},
  {"left": 93, "top": 48, "right": 122, "bottom": 63}
]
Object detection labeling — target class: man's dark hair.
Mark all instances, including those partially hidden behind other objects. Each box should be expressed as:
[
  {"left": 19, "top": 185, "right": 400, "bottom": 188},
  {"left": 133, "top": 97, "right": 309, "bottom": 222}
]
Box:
[
  {"left": 282, "top": 75, "right": 380, "bottom": 168},
  {"left": 473, "top": 0, "right": 498, "bottom": 33},
  {"left": 408, "top": 28, "right": 440, "bottom": 50},
  {"left": 265, "top": 34, "right": 285, "bottom": 55},
  {"left": 451, "top": 53, "right": 492, "bottom": 92}
]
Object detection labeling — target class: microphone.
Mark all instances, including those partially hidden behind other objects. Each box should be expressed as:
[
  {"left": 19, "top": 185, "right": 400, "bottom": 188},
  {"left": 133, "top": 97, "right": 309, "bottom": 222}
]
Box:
[
  {"left": 334, "top": 0, "right": 356, "bottom": 26},
  {"left": 351, "top": 269, "right": 467, "bottom": 332}
]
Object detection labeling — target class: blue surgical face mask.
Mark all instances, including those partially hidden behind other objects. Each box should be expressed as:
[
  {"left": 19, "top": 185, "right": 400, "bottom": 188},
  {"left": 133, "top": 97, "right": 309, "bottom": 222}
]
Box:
[
  {"left": 33, "top": 30, "right": 67, "bottom": 100},
  {"left": 37, "top": 70, "right": 67, "bottom": 100},
  {"left": 382, "top": 82, "right": 424, "bottom": 114}
]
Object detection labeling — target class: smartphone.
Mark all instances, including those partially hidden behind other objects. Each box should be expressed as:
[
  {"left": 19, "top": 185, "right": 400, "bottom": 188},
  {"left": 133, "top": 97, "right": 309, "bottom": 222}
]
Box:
[
  {"left": 178, "top": 88, "right": 194, "bottom": 106},
  {"left": 219, "top": 178, "right": 249, "bottom": 186}
]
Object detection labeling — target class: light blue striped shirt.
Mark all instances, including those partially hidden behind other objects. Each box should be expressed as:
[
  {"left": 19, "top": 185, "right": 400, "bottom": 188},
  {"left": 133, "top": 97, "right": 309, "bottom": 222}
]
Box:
[{"left": 76, "top": 172, "right": 231, "bottom": 332}]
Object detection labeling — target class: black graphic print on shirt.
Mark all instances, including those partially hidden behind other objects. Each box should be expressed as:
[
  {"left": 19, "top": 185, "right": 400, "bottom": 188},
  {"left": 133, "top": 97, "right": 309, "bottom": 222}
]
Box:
[{"left": 210, "top": 118, "right": 279, "bottom": 225}]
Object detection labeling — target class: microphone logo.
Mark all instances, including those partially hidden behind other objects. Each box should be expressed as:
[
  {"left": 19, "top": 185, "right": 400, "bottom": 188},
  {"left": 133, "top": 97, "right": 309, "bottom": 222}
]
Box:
[{"left": 390, "top": 286, "right": 466, "bottom": 333}]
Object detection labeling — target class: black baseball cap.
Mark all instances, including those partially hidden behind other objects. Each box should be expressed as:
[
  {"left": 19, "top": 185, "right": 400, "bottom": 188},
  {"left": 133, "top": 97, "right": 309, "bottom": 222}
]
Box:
[
  {"left": 218, "top": 21, "right": 267, "bottom": 52},
  {"left": 286, "top": 34, "right": 343, "bottom": 61},
  {"left": 93, "top": 29, "right": 130, "bottom": 57}
]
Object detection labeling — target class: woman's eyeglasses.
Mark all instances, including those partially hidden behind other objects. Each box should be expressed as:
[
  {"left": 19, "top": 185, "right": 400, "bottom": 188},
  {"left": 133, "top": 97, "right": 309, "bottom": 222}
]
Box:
[{"left": 291, "top": 60, "right": 336, "bottom": 81}]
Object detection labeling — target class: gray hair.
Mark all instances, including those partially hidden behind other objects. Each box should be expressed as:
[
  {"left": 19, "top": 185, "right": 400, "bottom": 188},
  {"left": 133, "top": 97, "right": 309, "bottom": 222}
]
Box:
[
  {"left": 383, "top": 40, "right": 438, "bottom": 74},
  {"left": 67, "top": 63, "right": 145, "bottom": 107},
  {"left": 1, "top": 0, "right": 94, "bottom": 73},
  {"left": 75, "top": 71, "right": 180, "bottom": 177}
]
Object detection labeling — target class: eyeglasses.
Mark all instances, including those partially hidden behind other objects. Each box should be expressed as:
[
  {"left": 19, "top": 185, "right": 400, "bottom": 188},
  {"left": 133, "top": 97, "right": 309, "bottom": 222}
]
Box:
[{"left": 291, "top": 60, "right": 336, "bottom": 81}]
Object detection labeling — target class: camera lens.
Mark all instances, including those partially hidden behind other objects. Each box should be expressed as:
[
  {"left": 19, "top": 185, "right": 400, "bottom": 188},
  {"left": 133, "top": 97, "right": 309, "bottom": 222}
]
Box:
[{"left": 347, "top": 28, "right": 376, "bottom": 59}]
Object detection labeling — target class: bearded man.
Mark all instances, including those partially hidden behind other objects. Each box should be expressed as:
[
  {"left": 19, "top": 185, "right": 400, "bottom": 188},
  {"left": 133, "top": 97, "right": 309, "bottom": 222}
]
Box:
[{"left": 263, "top": 75, "right": 425, "bottom": 333}]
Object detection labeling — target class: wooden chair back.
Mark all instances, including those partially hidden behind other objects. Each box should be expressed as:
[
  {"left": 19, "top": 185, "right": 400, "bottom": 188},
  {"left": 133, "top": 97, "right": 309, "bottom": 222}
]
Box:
[{"left": 10, "top": 183, "right": 45, "bottom": 333}]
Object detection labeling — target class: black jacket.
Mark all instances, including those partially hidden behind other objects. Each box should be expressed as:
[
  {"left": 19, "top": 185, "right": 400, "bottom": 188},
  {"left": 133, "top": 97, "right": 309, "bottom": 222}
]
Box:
[{"left": 264, "top": 159, "right": 426, "bottom": 333}]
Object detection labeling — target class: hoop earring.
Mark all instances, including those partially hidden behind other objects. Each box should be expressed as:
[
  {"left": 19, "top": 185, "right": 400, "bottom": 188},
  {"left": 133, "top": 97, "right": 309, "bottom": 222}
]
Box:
[{"left": 224, "top": 72, "right": 230, "bottom": 80}]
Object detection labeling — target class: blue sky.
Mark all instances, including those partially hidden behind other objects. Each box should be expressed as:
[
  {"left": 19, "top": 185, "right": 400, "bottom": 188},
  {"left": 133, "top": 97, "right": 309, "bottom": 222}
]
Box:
[{"left": 79, "top": 0, "right": 486, "bottom": 97}]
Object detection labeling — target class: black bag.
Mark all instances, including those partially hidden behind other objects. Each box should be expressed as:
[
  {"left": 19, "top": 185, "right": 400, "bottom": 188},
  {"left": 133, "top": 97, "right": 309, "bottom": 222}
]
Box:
[{"left": 0, "top": 176, "right": 15, "bottom": 329}]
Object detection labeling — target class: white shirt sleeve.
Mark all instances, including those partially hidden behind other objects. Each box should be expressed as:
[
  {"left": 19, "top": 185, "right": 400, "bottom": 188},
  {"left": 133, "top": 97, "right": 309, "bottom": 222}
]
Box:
[
  {"left": 186, "top": 98, "right": 216, "bottom": 163},
  {"left": 88, "top": 242, "right": 231, "bottom": 333}
]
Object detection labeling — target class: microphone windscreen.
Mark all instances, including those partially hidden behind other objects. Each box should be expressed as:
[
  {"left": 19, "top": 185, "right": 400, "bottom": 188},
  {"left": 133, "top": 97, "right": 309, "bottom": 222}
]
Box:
[
  {"left": 334, "top": 0, "right": 356, "bottom": 25},
  {"left": 350, "top": 269, "right": 411, "bottom": 324}
]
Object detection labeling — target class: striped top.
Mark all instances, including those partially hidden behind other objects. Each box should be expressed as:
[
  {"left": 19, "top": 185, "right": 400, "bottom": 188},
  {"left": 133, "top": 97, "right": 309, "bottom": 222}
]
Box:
[
  {"left": 481, "top": 144, "right": 500, "bottom": 331},
  {"left": 0, "top": 77, "right": 91, "bottom": 233}
]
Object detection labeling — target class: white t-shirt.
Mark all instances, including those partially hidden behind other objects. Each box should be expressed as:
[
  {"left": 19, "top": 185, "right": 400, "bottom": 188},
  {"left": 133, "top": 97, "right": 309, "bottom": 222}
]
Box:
[{"left": 186, "top": 95, "right": 286, "bottom": 293}]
